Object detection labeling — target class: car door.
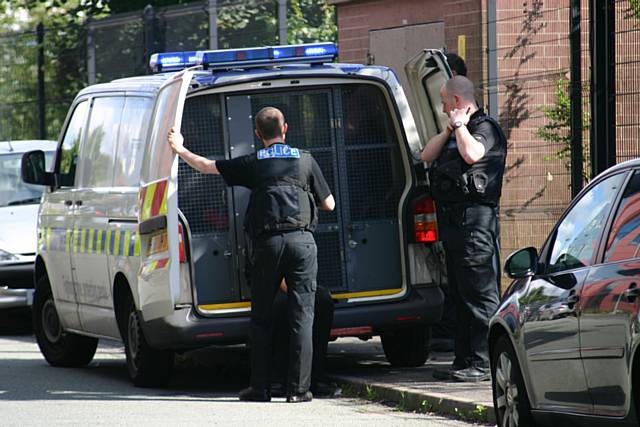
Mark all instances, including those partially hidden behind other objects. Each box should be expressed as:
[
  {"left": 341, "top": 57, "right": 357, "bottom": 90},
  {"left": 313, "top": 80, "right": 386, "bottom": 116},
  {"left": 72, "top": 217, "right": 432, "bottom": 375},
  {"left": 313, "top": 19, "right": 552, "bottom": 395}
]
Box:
[
  {"left": 404, "top": 49, "right": 451, "bottom": 146},
  {"left": 519, "top": 172, "right": 627, "bottom": 413},
  {"left": 72, "top": 95, "right": 124, "bottom": 336},
  {"left": 579, "top": 169, "right": 639, "bottom": 417},
  {"left": 137, "top": 70, "right": 193, "bottom": 321},
  {"left": 39, "top": 99, "right": 90, "bottom": 330}
]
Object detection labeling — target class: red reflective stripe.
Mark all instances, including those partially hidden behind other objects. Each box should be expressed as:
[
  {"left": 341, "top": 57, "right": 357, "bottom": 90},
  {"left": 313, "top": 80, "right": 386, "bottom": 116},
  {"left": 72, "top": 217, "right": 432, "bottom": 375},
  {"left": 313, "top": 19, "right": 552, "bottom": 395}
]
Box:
[
  {"left": 138, "top": 186, "right": 148, "bottom": 213},
  {"left": 156, "top": 258, "right": 169, "bottom": 269},
  {"left": 330, "top": 326, "right": 373, "bottom": 338},
  {"left": 151, "top": 180, "right": 167, "bottom": 217}
]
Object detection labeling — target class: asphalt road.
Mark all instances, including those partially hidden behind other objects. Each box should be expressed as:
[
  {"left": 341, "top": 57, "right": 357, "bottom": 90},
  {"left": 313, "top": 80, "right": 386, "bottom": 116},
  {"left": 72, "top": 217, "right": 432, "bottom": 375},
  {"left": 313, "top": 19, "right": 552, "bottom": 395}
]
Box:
[{"left": 0, "top": 333, "right": 480, "bottom": 427}]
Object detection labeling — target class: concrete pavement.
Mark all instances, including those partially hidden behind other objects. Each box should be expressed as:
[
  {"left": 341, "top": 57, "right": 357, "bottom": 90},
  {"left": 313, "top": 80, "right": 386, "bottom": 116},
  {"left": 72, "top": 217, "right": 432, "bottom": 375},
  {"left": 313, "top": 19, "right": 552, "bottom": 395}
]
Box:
[{"left": 326, "top": 337, "right": 495, "bottom": 424}]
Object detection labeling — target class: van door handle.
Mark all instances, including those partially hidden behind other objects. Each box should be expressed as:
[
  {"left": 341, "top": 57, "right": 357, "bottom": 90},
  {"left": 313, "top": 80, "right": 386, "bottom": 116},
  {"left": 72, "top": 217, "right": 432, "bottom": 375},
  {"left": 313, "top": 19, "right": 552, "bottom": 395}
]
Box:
[
  {"left": 64, "top": 200, "right": 73, "bottom": 206},
  {"left": 74, "top": 200, "right": 83, "bottom": 206}
]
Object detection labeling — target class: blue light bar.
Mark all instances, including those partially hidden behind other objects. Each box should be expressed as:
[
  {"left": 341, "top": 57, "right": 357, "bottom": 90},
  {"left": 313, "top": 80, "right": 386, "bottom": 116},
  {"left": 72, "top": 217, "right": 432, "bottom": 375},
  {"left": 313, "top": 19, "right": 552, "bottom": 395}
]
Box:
[
  {"left": 149, "top": 51, "right": 199, "bottom": 72},
  {"left": 195, "top": 42, "right": 338, "bottom": 70}
]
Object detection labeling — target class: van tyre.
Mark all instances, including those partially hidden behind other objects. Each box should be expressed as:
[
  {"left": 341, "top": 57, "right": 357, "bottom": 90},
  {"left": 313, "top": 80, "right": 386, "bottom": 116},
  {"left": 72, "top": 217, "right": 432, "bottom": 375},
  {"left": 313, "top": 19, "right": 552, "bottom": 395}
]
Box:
[
  {"left": 122, "top": 295, "right": 174, "bottom": 387},
  {"left": 491, "top": 335, "right": 534, "bottom": 427},
  {"left": 33, "top": 275, "right": 98, "bottom": 367},
  {"left": 381, "top": 325, "right": 429, "bottom": 367}
]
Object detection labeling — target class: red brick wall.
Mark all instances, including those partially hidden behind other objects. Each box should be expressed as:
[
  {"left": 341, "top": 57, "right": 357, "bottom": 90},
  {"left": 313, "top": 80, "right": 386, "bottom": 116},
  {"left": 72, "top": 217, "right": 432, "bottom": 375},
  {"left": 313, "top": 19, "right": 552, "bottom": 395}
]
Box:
[{"left": 331, "top": 0, "right": 483, "bottom": 85}]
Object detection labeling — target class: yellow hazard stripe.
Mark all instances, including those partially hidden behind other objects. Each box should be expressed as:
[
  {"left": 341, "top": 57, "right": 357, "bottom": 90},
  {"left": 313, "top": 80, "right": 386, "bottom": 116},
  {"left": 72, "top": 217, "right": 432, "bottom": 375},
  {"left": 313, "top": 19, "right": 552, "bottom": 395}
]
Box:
[
  {"left": 88, "top": 229, "right": 95, "bottom": 254},
  {"left": 198, "top": 302, "right": 252, "bottom": 311},
  {"left": 96, "top": 229, "right": 103, "bottom": 254},
  {"left": 159, "top": 184, "right": 168, "bottom": 215},
  {"left": 134, "top": 232, "right": 141, "bottom": 256},
  {"left": 331, "top": 288, "right": 404, "bottom": 300},
  {"left": 66, "top": 229, "right": 72, "bottom": 252},
  {"left": 114, "top": 230, "right": 121, "bottom": 256},
  {"left": 80, "top": 229, "right": 86, "bottom": 253},
  {"left": 123, "top": 230, "right": 131, "bottom": 257},
  {"left": 197, "top": 289, "right": 405, "bottom": 312},
  {"left": 142, "top": 183, "right": 156, "bottom": 220}
]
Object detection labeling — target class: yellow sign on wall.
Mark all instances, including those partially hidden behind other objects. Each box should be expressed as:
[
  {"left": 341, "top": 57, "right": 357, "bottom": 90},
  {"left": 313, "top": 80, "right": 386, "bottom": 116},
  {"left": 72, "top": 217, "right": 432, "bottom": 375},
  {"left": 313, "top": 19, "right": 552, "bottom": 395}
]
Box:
[{"left": 458, "top": 35, "right": 466, "bottom": 60}]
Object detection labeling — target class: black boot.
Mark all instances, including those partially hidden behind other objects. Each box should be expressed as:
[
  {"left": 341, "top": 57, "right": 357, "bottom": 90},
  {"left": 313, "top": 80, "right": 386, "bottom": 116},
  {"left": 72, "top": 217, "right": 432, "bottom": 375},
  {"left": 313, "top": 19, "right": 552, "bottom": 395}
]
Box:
[
  {"left": 286, "top": 390, "right": 313, "bottom": 403},
  {"left": 239, "top": 387, "right": 271, "bottom": 402}
]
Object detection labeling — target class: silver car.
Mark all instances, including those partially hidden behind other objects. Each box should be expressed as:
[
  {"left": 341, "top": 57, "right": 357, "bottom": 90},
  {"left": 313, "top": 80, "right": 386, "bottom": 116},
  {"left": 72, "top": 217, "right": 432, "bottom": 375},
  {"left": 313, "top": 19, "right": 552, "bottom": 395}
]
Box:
[
  {"left": 489, "top": 159, "right": 640, "bottom": 426},
  {"left": 0, "top": 140, "right": 56, "bottom": 315}
]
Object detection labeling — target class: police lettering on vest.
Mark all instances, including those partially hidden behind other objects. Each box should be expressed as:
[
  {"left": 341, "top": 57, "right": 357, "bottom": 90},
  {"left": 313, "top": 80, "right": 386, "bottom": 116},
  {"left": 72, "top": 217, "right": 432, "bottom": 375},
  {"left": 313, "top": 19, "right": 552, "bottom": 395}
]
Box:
[
  {"left": 429, "top": 111, "right": 507, "bottom": 206},
  {"left": 245, "top": 144, "right": 317, "bottom": 238}
]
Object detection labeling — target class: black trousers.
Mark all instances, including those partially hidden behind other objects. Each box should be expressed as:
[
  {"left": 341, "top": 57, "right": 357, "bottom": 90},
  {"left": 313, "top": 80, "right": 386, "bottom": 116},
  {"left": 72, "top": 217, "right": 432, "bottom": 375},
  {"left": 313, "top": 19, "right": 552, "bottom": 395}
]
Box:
[
  {"left": 272, "top": 285, "right": 335, "bottom": 385},
  {"left": 249, "top": 230, "right": 317, "bottom": 394},
  {"left": 436, "top": 203, "right": 500, "bottom": 370}
]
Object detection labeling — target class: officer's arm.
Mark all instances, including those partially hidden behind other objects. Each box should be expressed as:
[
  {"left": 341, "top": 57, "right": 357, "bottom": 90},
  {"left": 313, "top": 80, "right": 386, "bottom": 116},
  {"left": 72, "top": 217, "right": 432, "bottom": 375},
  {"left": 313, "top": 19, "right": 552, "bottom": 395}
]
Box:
[
  {"left": 168, "top": 127, "right": 220, "bottom": 175},
  {"left": 319, "top": 194, "right": 335, "bottom": 211},
  {"left": 453, "top": 125, "right": 486, "bottom": 164},
  {"left": 421, "top": 128, "right": 451, "bottom": 163}
]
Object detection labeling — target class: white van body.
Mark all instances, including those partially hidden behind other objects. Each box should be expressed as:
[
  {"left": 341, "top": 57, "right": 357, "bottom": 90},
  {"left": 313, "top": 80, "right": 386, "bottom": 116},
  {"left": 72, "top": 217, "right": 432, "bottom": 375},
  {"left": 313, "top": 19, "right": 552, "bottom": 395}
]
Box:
[
  {"left": 25, "top": 45, "right": 451, "bottom": 386},
  {"left": 0, "top": 140, "right": 56, "bottom": 310}
]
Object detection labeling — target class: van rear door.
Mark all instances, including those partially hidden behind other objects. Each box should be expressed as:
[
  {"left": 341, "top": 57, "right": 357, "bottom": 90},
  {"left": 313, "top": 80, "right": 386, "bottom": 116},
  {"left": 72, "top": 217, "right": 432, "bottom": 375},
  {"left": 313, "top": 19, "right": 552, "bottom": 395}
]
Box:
[
  {"left": 404, "top": 49, "right": 451, "bottom": 145},
  {"left": 137, "top": 70, "right": 193, "bottom": 321}
]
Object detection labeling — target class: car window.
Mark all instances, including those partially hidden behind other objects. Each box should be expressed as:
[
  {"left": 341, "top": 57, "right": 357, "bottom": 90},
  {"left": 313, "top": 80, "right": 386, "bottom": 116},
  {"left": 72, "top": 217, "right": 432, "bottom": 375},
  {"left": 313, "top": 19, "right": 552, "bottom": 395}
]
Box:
[
  {"left": 59, "top": 101, "right": 89, "bottom": 187},
  {"left": 604, "top": 170, "right": 640, "bottom": 262},
  {"left": 547, "top": 173, "right": 626, "bottom": 274},
  {"left": 113, "top": 97, "right": 153, "bottom": 187},
  {"left": 0, "top": 151, "right": 54, "bottom": 207},
  {"left": 78, "top": 96, "right": 125, "bottom": 188}
]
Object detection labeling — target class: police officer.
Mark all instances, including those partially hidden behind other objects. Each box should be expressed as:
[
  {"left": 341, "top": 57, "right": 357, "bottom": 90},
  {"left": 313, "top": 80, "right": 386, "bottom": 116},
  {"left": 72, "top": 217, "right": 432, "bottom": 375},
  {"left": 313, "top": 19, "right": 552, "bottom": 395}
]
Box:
[
  {"left": 271, "top": 280, "right": 341, "bottom": 398},
  {"left": 422, "top": 76, "right": 506, "bottom": 382},
  {"left": 167, "top": 107, "right": 335, "bottom": 402}
]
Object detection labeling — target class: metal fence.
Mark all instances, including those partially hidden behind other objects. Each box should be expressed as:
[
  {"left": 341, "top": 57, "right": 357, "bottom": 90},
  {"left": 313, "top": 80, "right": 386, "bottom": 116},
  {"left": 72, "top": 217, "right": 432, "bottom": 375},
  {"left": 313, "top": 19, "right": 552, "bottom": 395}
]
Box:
[{"left": 0, "top": 0, "right": 331, "bottom": 142}]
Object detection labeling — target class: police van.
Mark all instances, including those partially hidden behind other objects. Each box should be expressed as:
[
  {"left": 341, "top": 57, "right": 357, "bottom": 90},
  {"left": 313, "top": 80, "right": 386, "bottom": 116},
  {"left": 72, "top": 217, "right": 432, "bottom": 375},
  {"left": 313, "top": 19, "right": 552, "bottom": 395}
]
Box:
[{"left": 21, "top": 43, "right": 451, "bottom": 387}]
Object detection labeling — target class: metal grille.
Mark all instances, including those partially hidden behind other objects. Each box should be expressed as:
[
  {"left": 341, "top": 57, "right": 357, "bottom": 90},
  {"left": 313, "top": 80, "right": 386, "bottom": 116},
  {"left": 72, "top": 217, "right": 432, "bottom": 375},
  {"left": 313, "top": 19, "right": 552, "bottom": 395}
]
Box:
[
  {"left": 92, "top": 18, "right": 145, "bottom": 83},
  {"left": 0, "top": 29, "right": 38, "bottom": 140},
  {"left": 315, "top": 231, "right": 343, "bottom": 289},
  {"left": 341, "top": 85, "right": 404, "bottom": 221},
  {"left": 614, "top": 1, "right": 640, "bottom": 163},
  {"left": 178, "top": 94, "right": 228, "bottom": 235},
  {"left": 160, "top": 5, "right": 210, "bottom": 52},
  {"left": 346, "top": 146, "right": 404, "bottom": 221}
]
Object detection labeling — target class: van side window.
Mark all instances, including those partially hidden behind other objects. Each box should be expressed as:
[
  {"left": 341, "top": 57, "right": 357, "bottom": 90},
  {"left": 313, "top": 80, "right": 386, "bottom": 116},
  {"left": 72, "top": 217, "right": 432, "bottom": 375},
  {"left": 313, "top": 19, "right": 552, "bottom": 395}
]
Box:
[
  {"left": 79, "top": 96, "right": 125, "bottom": 188},
  {"left": 114, "top": 97, "right": 153, "bottom": 186},
  {"left": 59, "top": 101, "right": 89, "bottom": 187}
]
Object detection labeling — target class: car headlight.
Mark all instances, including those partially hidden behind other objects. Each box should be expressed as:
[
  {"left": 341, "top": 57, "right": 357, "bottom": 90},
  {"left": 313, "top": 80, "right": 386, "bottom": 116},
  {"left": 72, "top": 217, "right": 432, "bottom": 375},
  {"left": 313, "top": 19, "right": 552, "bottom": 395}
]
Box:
[{"left": 0, "top": 249, "right": 18, "bottom": 261}]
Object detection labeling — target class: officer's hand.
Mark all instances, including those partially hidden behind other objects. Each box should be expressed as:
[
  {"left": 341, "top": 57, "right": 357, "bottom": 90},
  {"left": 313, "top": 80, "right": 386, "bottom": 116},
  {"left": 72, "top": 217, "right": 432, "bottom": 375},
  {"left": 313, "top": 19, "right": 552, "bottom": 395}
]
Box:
[
  {"left": 279, "top": 279, "right": 287, "bottom": 293},
  {"left": 168, "top": 127, "right": 185, "bottom": 154},
  {"left": 448, "top": 107, "right": 472, "bottom": 126}
]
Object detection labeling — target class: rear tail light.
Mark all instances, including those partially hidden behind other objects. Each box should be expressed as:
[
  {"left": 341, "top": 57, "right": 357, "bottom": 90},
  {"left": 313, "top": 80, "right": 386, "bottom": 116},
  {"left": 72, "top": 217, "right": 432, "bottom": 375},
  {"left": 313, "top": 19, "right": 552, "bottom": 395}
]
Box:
[
  {"left": 413, "top": 197, "right": 437, "bottom": 243},
  {"left": 178, "top": 223, "right": 187, "bottom": 263}
]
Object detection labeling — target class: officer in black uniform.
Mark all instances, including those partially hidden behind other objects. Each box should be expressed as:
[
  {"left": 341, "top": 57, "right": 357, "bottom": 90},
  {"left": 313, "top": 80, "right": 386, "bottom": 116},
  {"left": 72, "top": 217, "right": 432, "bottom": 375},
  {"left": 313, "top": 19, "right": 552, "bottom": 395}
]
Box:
[
  {"left": 422, "top": 76, "right": 506, "bottom": 382},
  {"left": 271, "top": 280, "right": 341, "bottom": 398},
  {"left": 168, "top": 107, "right": 335, "bottom": 402}
]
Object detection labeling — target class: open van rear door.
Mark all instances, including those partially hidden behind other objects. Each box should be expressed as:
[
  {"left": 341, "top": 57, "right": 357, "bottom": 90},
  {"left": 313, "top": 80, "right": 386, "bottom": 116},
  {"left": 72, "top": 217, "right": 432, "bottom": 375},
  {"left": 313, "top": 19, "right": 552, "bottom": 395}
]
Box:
[
  {"left": 137, "top": 70, "right": 193, "bottom": 321},
  {"left": 404, "top": 49, "right": 451, "bottom": 147}
]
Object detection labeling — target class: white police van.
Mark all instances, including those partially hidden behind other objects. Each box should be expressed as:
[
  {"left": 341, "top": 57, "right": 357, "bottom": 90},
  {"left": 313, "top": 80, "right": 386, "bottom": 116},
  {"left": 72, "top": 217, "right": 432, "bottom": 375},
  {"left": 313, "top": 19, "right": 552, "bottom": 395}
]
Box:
[{"left": 22, "top": 43, "right": 451, "bottom": 387}]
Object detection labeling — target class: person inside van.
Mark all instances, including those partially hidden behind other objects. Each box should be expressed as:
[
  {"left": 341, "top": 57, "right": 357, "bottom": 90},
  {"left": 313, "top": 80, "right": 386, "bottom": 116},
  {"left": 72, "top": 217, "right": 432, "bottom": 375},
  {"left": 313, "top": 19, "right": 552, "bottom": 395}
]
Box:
[
  {"left": 168, "top": 107, "right": 335, "bottom": 403},
  {"left": 271, "top": 279, "right": 341, "bottom": 398}
]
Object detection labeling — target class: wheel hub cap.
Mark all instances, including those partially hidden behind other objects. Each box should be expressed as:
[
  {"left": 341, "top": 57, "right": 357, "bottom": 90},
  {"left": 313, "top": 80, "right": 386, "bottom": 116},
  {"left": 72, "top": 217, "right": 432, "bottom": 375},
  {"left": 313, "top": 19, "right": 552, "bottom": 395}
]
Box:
[{"left": 42, "top": 299, "right": 62, "bottom": 342}]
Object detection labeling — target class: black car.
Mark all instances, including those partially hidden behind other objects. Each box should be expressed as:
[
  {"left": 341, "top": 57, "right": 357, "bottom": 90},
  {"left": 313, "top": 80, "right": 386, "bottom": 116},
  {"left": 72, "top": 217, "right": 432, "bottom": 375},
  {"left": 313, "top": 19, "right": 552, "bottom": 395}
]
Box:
[{"left": 489, "top": 160, "right": 640, "bottom": 426}]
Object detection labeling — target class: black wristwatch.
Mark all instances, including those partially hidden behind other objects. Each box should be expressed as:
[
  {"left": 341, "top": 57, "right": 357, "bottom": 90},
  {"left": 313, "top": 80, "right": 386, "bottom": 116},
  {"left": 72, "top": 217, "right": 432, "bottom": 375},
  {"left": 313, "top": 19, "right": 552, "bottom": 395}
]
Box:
[{"left": 453, "top": 120, "right": 464, "bottom": 129}]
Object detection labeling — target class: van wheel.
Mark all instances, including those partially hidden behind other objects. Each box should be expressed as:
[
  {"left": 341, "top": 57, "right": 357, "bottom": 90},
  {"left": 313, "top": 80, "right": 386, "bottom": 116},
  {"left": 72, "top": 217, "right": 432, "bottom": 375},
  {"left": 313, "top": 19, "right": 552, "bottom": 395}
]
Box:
[
  {"left": 381, "top": 325, "right": 429, "bottom": 367},
  {"left": 33, "top": 275, "right": 98, "bottom": 367},
  {"left": 122, "top": 294, "right": 174, "bottom": 387},
  {"left": 491, "top": 335, "right": 534, "bottom": 427}
]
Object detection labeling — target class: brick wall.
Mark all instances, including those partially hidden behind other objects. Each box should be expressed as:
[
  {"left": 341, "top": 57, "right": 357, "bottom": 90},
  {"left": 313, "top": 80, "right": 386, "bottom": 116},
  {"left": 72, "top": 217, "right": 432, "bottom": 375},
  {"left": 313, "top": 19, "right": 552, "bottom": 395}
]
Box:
[{"left": 330, "top": 0, "right": 483, "bottom": 85}]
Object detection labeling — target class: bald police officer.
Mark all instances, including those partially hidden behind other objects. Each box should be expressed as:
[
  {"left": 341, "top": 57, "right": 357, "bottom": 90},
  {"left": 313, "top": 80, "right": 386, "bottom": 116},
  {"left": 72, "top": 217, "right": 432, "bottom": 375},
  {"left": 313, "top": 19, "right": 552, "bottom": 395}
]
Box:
[
  {"left": 422, "top": 76, "right": 506, "bottom": 382},
  {"left": 168, "top": 107, "right": 335, "bottom": 402}
]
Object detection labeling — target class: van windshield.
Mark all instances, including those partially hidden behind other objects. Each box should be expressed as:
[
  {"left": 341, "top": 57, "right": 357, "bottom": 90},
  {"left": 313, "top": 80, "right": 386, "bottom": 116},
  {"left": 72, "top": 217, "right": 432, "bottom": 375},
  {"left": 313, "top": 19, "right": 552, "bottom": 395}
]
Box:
[{"left": 0, "top": 152, "right": 54, "bottom": 207}]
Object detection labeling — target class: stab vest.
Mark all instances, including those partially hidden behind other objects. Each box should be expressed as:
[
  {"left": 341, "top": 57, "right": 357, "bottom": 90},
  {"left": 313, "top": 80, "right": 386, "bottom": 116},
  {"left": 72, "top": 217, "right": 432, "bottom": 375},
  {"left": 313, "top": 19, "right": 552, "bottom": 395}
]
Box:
[
  {"left": 429, "top": 111, "right": 507, "bottom": 206},
  {"left": 244, "top": 144, "right": 318, "bottom": 239}
]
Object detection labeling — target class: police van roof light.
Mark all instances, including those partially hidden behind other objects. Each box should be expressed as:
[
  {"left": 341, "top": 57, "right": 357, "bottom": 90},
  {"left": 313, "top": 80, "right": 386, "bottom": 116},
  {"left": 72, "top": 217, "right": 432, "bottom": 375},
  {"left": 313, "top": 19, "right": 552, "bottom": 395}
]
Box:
[
  {"left": 195, "top": 42, "right": 338, "bottom": 70},
  {"left": 150, "top": 51, "right": 199, "bottom": 72}
]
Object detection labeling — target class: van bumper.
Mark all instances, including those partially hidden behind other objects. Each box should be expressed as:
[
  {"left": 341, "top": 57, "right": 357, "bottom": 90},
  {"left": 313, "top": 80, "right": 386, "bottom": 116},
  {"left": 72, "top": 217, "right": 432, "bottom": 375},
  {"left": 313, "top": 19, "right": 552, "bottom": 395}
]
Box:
[
  {"left": 142, "top": 285, "right": 443, "bottom": 350},
  {"left": 0, "top": 262, "right": 35, "bottom": 289},
  {"left": 332, "top": 286, "right": 444, "bottom": 333}
]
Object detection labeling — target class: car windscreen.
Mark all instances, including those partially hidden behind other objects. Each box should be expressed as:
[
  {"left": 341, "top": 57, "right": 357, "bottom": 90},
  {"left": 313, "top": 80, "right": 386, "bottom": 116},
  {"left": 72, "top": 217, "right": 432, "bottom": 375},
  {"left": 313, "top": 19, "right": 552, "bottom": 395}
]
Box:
[{"left": 0, "top": 151, "right": 54, "bottom": 207}]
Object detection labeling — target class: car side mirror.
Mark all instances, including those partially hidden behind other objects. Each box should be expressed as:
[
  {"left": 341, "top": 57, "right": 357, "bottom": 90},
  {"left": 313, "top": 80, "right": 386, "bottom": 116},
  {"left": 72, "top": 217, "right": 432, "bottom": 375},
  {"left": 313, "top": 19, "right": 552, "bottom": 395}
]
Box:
[
  {"left": 21, "top": 150, "right": 54, "bottom": 186},
  {"left": 504, "top": 247, "right": 538, "bottom": 279}
]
